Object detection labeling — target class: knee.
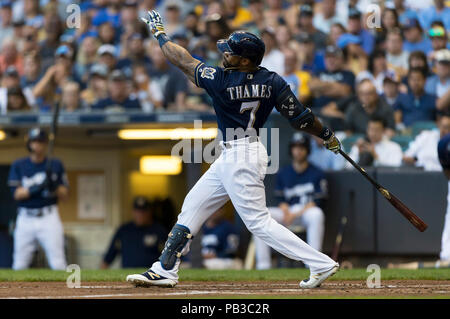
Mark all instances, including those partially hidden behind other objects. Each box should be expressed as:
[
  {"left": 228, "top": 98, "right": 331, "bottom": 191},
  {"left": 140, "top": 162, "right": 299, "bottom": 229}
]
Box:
[{"left": 247, "top": 214, "right": 272, "bottom": 236}]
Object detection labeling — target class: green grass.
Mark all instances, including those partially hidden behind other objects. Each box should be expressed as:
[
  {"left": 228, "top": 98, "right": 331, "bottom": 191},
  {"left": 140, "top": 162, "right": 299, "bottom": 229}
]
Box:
[{"left": 0, "top": 268, "right": 449, "bottom": 282}]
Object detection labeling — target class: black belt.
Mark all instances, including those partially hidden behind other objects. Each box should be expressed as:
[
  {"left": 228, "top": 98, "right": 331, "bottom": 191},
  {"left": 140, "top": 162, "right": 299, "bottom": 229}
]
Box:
[
  {"left": 20, "top": 206, "right": 55, "bottom": 217},
  {"left": 222, "top": 136, "right": 259, "bottom": 149}
]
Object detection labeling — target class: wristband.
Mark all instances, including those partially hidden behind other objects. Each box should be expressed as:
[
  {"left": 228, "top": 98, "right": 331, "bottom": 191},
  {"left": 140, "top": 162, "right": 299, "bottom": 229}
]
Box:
[
  {"left": 156, "top": 33, "right": 170, "bottom": 47},
  {"left": 318, "top": 126, "right": 333, "bottom": 140}
]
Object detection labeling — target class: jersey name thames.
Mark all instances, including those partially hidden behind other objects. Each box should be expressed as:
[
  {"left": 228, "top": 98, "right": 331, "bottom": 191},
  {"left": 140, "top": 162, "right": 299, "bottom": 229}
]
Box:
[{"left": 226, "top": 84, "right": 272, "bottom": 100}]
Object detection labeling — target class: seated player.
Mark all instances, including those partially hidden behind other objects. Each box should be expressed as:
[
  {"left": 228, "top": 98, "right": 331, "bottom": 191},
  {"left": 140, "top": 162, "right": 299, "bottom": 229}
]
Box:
[
  {"left": 201, "top": 207, "right": 242, "bottom": 270},
  {"left": 254, "top": 132, "right": 328, "bottom": 270},
  {"left": 437, "top": 133, "right": 450, "bottom": 261}
]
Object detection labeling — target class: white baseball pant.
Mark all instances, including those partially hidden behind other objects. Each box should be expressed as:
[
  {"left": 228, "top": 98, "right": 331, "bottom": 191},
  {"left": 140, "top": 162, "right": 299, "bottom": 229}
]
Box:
[
  {"left": 13, "top": 205, "right": 67, "bottom": 270},
  {"left": 254, "top": 205, "right": 325, "bottom": 270},
  {"left": 440, "top": 180, "right": 450, "bottom": 261},
  {"left": 151, "top": 137, "right": 337, "bottom": 280}
]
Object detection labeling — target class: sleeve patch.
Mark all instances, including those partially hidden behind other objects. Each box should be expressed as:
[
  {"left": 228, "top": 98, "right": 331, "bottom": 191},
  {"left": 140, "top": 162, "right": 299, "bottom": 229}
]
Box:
[{"left": 200, "top": 67, "right": 216, "bottom": 80}]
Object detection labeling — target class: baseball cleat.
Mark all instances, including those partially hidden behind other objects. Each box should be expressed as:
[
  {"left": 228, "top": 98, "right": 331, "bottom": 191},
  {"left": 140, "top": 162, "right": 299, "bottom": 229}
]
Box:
[
  {"left": 299, "top": 264, "right": 339, "bottom": 289},
  {"left": 126, "top": 270, "right": 177, "bottom": 288}
]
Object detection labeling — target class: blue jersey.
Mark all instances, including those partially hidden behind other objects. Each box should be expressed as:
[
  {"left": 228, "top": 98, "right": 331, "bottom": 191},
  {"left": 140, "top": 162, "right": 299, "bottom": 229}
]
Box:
[
  {"left": 438, "top": 133, "right": 450, "bottom": 170},
  {"left": 103, "top": 221, "right": 167, "bottom": 268},
  {"left": 8, "top": 157, "right": 68, "bottom": 209},
  {"left": 194, "top": 63, "right": 288, "bottom": 141},
  {"left": 202, "top": 220, "right": 239, "bottom": 259},
  {"left": 274, "top": 164, "right": 327, "bottom": 208}
]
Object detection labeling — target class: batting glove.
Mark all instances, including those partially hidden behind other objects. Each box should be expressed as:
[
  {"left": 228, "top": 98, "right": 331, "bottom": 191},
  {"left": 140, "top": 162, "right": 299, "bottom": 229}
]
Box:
[
  {"left": 141, "top": 10, "right": 166, "bottom": 38},
  {"left": 323, "top": 133, "right": 341, "bottom": 154}
]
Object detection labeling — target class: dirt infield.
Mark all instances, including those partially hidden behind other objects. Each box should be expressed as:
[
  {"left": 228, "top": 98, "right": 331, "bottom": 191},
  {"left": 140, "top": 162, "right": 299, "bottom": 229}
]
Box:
[{"left": 1, "top": 280, "right": 450, "bottom": 298}]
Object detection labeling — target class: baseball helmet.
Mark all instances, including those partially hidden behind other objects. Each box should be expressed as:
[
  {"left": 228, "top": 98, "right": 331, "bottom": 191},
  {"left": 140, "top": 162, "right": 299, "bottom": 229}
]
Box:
[
  {"left": 217, "top": 31, "right": 265, "bottom": 66},
  {"left": 26, "top": 127, "right": 48, "bottom": 152},
  {"left": 289, "top": 132, "right": 311, "bottom": 156}
]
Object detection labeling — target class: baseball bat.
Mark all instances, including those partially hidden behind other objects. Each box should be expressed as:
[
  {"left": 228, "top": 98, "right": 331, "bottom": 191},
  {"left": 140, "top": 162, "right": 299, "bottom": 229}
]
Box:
[
  {"left": 46, "top": 99, "right": 61, "bottom": 172},
  {"left": 338, "top": 149, "right": 428, "bottom": 232},
  {"left": 331, "top": 190, "right": 353, "bottom": 261}
]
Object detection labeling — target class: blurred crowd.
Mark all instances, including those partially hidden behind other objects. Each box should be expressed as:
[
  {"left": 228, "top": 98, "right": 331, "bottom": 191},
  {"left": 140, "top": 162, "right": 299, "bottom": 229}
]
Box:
[{"left": 0, "top": 0, "right": 448, "bottom": 130}]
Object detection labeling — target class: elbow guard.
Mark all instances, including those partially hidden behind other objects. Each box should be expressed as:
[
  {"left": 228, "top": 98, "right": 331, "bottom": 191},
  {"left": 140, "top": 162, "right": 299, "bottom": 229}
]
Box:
[{"left": 275, "top": 87, "right": 315, "bottom": 130}]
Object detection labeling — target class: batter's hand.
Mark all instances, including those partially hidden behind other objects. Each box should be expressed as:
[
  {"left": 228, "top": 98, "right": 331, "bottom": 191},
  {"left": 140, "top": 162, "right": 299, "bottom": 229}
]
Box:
[
  {"left": 141, "top": 10, "right": 166, "bottom": 38},
  {"left": 323, "top": 133, "right": 341, "bottom": 154}
]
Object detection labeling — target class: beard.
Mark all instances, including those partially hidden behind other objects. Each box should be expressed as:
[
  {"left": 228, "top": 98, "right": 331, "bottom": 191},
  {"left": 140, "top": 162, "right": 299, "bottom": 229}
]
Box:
[{"left": 223, "top": 56, "right": 237, "bottom": 68}]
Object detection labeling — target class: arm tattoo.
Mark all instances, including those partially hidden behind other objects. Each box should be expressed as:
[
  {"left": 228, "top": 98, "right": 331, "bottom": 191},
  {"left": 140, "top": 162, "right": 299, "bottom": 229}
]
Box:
[{"left": 160, "top": 41, "right": 201, "bottom": 84}]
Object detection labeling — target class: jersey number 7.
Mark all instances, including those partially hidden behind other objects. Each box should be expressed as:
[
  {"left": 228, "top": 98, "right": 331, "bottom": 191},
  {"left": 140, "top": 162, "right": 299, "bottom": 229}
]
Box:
[{"left": 240, "top": 101, "right": 261, "bottom": 129}]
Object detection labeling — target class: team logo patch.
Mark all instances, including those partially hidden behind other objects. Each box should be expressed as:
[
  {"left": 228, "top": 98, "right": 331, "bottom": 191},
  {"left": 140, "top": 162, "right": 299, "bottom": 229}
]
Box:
[{"left": 200, "top": 67, "right": 216, "bottom": 80}]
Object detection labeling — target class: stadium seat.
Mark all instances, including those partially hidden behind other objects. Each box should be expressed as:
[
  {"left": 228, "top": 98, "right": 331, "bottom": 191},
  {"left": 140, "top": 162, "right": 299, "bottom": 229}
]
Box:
[
  {"left": 341, "top": 134, "right": 364, "bottom": 153},
  {"left": 391, "top": 135, "right": 414, "bottom": 151},
  {"left": 411, "top": 121, "right": 437, "bottom": 137}
]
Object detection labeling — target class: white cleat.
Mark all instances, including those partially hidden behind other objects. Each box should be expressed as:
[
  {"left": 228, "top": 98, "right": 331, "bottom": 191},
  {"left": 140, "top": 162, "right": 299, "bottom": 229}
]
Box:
[
  {"left": 126, "top": 270, "right": 177, "bottom": 288},
  {"left": 299, "top": 264, "right": 339, "bottom": 289}
]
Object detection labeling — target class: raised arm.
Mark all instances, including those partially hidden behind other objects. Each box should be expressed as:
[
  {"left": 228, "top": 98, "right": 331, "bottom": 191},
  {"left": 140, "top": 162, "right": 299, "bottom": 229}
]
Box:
[{"left": 141, "top": 10, "right": 201, "bottom": 84}]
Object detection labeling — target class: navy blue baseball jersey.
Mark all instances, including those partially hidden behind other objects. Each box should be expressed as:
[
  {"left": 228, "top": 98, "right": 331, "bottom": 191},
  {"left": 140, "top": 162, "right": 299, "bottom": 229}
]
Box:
[
  {"left": 201, "top": 220, "right": 239, "bottom": 259},
  {"left": 103, "top": 221, "right": 167, "bottom": 268},
  {"left": 438, "top": 133, "right": 450, "bottom": 170},
  {"left": 8, "top": 157, "right": 68, "bottom": 209},
  {"left": 194, "top": 63, "right": 288, "bottom": 140},
  {"left": 274, "top": 164, "right": 328, "bottom": 208}
]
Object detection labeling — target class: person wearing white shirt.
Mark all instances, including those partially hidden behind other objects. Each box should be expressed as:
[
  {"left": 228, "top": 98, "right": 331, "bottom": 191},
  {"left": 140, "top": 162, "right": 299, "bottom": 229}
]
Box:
[
  {"left": 347, "top": 116, "right": 403, "bottom": 168},
  {"left": 403, "top": 114, "right": 450, "bottom": 171},
  {"left": 260, "top": 28, "right": 285, "bottom": 75}
]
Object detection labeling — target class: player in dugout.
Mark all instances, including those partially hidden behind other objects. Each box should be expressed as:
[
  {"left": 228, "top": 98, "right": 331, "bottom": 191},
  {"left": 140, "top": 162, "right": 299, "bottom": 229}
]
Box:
[{"left": 8, "top": 128, "right": 69, "bottom": 270}]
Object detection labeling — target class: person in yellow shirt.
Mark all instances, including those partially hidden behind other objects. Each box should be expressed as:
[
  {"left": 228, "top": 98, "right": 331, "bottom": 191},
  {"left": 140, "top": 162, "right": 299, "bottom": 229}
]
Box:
[
  {"left": 282, "top": 47, "right": 311, "bottom": 104},
  {"left": 224, "top": 0, "right": 253, "bottom": 29}
]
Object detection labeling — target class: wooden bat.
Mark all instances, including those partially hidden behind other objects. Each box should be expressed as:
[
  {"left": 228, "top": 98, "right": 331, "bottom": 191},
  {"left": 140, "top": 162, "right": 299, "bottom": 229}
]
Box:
[
  {"left": 339, "top": 149, "right": 428, "bottom": 232},
  {"left": 331, "top": 191, "right": 353, "bottom": 261},
  {"left": 46, "top": 100, "right": 61, "bottom": 173}
]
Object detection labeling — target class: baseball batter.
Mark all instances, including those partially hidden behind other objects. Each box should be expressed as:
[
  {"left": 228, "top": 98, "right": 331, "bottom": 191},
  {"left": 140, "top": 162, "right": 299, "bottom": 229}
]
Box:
[
  {"left": 437, "top": 133, "right": 450, "bottom": 261},
  {"left": 127, "top": 11, "right": 340, "bottom": 289},
  {"left": 8, "top": 128, "right": 69, "bottom": 270}
]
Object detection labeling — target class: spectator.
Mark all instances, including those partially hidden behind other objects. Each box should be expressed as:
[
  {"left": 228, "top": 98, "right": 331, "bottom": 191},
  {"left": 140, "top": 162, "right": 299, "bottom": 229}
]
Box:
[
  {"left": 328, "top": 22, "right": 346, "bottom": 47},
  {"left": 263, "top": 0, "right": 286, "bottom": 28},
  {"left": 120, "top": 0, "right": 141, "bottom": 38},
  {"left": 378, "top": 6, "right": 401, "bottom": 45},
  {"left": 80, "top": 63, "right": 109, "bottom": 108},
  {"left": 260, "top": 27, "right": 284, "bottom": 74},
  {"left": 426, "top": 49, "right": 450, "bottom": 99},
  {"left": 380, "top": 73, "right": 401, "bottom": 110},
  {"left": 357, "top": 50, "right": 397, "bottom": 94},
  {"left": 395, "top": 67, "right": 437, "bottom": 127},
  {"left": 4, "top": 86, "right": 30, "bottom": 112},
  {"left": 33, "top": 45, "right": 75, "bottom": 111},
  {"left": 75, "top": 35, "right": 101, "bottom": 83},
  {"left": 295, "top": 4, "right": 327, "bottom": 51},
  {"left": 0, "top": 66, "right": 35, "bottom": 114},
  {"left": 184, "top": 11, "right": 202, "bottom": 40},
  {"left": 92, "top": 0, "right": 122, "bottom": 31},
  {"left": 201, "top": 207, "right": 242, "bottom": 270},
  {"left": 39, "top": 9, "right": 64, "bottom": 71},
  {"left": 117, "top": 33, "right": 152, "bottom": 77},
  {"left": 310, "top": 45, "right": 354, "bottom": 114},
  {"left": 101, "top": 196, "right": 167, "bottom": 269},
  {"left": 97, "top": 21, "right": 117, "bottom": 45},
  {"left": 385, "top": 28, "right": 409, "bottom": 77},
  {"left": 8, "top": 127, "right": 69, "bottom": 270},
  {"left": 0, "top": 1, "right": 14, "bottom": 46},
  {"left": 402, "top": 17, "right": 432, "bottom": 54},
  {"left": 295, "top": 33, "right": 325, "bottom": 74},
  {"left": 338, "top": 33, "right": 368, "bottom": 77},
  {"left": 20, "top": 25, "right": 39, "bottom": 56},
  {"left": 61, "top": 81, "right": 86, "bottom": 112},
  {"left": 255, "top": 132, "right": 328, "bottom": 270},
  {"left": 282, "top": 47, "right": 311, "bottom": 104},
  {"left": 347, "top": 116, "right": 403, "bottom": 168},
  {"left": 404, "top": 113, "right": 450, "bottom": 171},
  {"left": 23, "top": 0, "right": 44, "bottom": 29},
  {"left": 0, "top": 37, "right": 23, "bottom": 75},
  {"left": 346, "top": 8, "right": 375, "bottom": 55},
  {"left": 345, "top": 79, "right": 396, "bottom": 136},
  {"left": 224, "top": 0, "right": 253, "bottom": 29},
  {"left": 97, "top": 44, "right": 118, "bottom": 71},
  {"left": 92, "top": 69, "right": 142, "bottom": 111},
  {"left": 428, "top": 23, "right": 449, "bottom": 65},
  {"left": 313, "top": 0, "right": 346, "bottom": 34},
  {"left": 308, "top": 135, "right": 346, "bottom": 171},
  {"left": 21, "top": 52, "right": 42, "bottom": 90},
  {"left": 132, "top": 63, "right": 163, "bottom": 112},
  {"left": 148, "top": 44, "right": 188, "bottom": 111},
  {"left": 418, "top": 0, "right": 450, "bottom": 30},
  {"left": 163, "top": 1, "right": 183, "bottom": 36}
]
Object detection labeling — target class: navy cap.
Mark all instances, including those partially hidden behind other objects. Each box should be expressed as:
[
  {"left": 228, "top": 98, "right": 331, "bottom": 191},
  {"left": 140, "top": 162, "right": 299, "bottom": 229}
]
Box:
[
  {"left": 348, "top": 7, "right": 361, "bottom": 18},
  {"left": 133, "top": 196, "right": 151, "bottom": 211},
  {"left": 402, "top": 17, "right": 421, "bottom": 30},
  {"left": 90, "top": 63, "right": 108, "bottom": 77},
  {"left": 109, "top": 69, "right": 127, "bottom": 81},
  {"left": 325, "top": 45, "right": 343, "bottom": 57}
]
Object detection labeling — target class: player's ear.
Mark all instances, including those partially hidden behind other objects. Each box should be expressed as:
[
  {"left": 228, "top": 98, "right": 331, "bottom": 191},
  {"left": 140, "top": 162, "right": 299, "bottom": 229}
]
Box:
[{"left": 240, "top": 57, "right": 252, "bottom": 67}]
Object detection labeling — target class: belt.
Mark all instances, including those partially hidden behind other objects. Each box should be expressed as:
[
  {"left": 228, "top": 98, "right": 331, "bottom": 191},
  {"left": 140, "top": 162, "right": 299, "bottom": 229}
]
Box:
[
  {"left": 222, "top": 136, "right": 259, "bottom": 149},
  {"left": 20, "top": 205, "right": 55, "bottom": 218}
]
